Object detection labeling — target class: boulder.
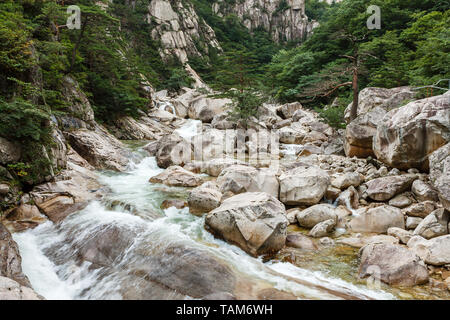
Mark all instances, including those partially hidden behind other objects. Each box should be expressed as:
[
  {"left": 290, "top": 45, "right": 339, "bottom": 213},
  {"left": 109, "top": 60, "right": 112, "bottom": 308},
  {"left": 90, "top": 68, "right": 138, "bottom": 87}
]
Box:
[
  {"left": 348, "top": 205, "right": 405, "bottom": 233},
  {"left": 0, "top": 137, "right": 21, "bottom": 165},
  {"left": 387, "top": 227, "right": 413, "bottom": 244},
  {"left": 338, "top": 234, "right": 399, "bottom": 248},
  {"left": 285, "top": 233, "right": 317, "bottom": 250},
  {"left": 411, "top": 180, "right": 439, "bottom": 202},
  {"left": 429, "top": 143, "right": 450, "bottom": 210},
  {"left": 403, "top": 201, "right": 436, "bottom": 218},
  {"left": 358, "top": 243, "right": 429, "bottom": 286},
  {"left": 337, "top": 186, "right": 359, "bottom": 210},
  {"left": 373, "top": 92, "right": 450, "bottom": 170},
  {"left": 0, "top": 277, "right": 43, "bottom": 300},
  {"left": 308, "top": 219, "right": 336, "bottom": 238},
  {"left": 407, "top": 235, "right": 450, "bottom": 266},
  {"left": 155, "top": 134, "right": 192, "bottom": 169},
  {"left": 331, "top": 172, "right": 362, "bottom": 189},
  {"left": 35, "top": 195, "right": 81, "bottom": 224},
  {"left": 149, "top": 166, "right": 203, "bottom": 187},
  {"left": 65, "top": 124, "right": 130, "bottom": 171},
  {"left": 188, "top": 95, "right": 231, "bottom": 123},
  {"left": 413, "top": 208, "right": 449, "bottom": 239},
  {"left": 388, "top": 193, "right": 414, "bottom": 208},
  {"left": 366, "top": 174, "right": 417, "bottom": 201},
  {"left": 3, "top": 204, "right": 47, "bottom": 232},
  {"left": 205, "top": 192, "right": 288, "bottom": 256},
  {"left": 277, "top": 102, "right": 303, "bottom": 119},
  {"left": 279, "top": 166, "right": 330, "bottom": 205},
  {"left": 344, "top": 107, "right": 386, "bottom": 158},
  {"left": 160, "top": 199, "right": 187, "bottom": 210},
  {"left": 344, "top": 86, "right": 416, "bottom": 123},
  {"left": 0, "top": 223, "right": 31, "bottom": 287},
  {"left": 188, "top": 182, "right": 222, "bottom": 215},
  {"left": 277, "top": 126, "right": 306, "bottom": 144},
  {"left": 406, "top": 217, "right": 423, "bottom": 230},
  {"left": 217, "top": 165, "right": 279, "bottom": 198},
  {"left": 296, "top": 204, "right": 337, "bottom": 228}
]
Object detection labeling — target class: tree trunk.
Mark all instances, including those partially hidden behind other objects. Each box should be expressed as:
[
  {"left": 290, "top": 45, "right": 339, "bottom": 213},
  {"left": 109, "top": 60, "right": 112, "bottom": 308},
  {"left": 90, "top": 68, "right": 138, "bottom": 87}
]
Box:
[{"left": 350, "top": 67, "right": 359, "bottom": 121}]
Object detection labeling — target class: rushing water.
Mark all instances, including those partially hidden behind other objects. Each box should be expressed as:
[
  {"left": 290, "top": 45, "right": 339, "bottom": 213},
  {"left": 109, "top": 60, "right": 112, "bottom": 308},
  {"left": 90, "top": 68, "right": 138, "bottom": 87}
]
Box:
[{"left": 12, "top": 121, "right": 403, "bottom": 300}]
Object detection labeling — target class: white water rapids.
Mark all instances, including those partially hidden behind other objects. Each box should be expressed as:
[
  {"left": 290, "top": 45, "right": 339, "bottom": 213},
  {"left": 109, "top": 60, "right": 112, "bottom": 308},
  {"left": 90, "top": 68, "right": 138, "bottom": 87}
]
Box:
[{"left": 12, "top": 121, "right": 395, "bottom": 300}]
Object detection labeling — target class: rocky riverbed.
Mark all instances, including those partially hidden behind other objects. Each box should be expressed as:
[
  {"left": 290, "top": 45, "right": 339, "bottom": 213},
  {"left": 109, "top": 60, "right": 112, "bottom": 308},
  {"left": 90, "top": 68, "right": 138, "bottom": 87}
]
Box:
[{"left": 1, "top": 84, "right": 449, "bottom": 300}]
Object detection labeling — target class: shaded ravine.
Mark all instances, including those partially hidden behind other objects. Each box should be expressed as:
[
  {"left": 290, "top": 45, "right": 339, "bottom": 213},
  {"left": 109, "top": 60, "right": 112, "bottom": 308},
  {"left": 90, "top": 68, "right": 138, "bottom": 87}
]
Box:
[{"left": 12, "top": 122, "right": 396, "bottom": 300}]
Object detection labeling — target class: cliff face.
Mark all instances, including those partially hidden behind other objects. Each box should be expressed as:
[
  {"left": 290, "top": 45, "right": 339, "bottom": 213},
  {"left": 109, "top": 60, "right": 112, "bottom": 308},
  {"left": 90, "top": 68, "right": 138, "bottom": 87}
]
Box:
[
  {"left": 145, "top": 0, "right": 317, "bottom": 64},
  {"left": 146, "top": 0, "right": 222, "bottom": 63},
  {"left": 211, "top": 0, "right": 317, "bottom": 43}
]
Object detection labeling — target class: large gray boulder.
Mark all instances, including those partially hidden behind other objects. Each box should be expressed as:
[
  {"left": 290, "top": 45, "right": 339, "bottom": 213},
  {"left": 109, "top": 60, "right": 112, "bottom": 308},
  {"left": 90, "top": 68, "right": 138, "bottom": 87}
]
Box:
[
  {"left": 348, "top": 205, "right": 405, "bottom": 233},
  {"left": 366, "top": 174, "right": 417, "bottom": 201},
  {"left": 407, "top": 235, "right": 450, "bottom": 266},
  {"left": 155, "top": 133, "right": 192, "bottom": 169},
  {"left": 188, "top": 95, "right": 231, "bottom": 123},
  {"left": 0, "top": 276, "right": 43, "bottom": 300},
  {"left": 205, "top": 192, "right": 288, "bottom": 256},
  {"left": 149, "top": 166, "right": 203, "bottom": 187},
  {"left": 429, "top": 143, "right": 450, "bottom": 210},
  {"left": 217, "top": 165, "right": 279, "bottom": 198},
  {"left": 358, "top": 243, "right": 429, "bottom": 287},
  {"left": 373, "top": 92, "right": 450, "bottom": 170},
  {"left": 296, "top": 204, "right": 337, "bottom": 228},
  {"left": 188, "top": 182, "right": 222, "bottom": 215},
  {"left": 0, "top": 223, "right": 31, "bottom": 287},
  {"left": 413, "top": 208, "right": 449, "bottom": 239},
  {"left": 65, "top": 124, "right": 130, "bottom": 171},
  {"left": 279, "top": 166, "right": 330, "bottom": 205}
]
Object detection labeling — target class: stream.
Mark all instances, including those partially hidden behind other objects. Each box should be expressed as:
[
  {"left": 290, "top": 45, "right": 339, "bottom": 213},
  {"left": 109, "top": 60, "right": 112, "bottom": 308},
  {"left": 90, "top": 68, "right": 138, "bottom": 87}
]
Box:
[{"left": 11, "top": 121, "right": 448, "bottom": 300}]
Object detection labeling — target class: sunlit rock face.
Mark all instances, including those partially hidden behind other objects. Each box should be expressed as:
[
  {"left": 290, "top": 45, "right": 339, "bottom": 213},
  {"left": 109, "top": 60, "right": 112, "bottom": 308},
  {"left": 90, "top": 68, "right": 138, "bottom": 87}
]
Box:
[
  {"left": 146, "top": 0, "right": 221, "bottom": 63},
  {"left": 212, "top": 0, "right": 316, "bottom": 43}
]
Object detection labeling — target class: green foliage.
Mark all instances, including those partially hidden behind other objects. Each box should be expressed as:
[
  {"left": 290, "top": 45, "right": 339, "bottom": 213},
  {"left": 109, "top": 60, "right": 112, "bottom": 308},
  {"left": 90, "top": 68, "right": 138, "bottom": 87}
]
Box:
[
  {"left": 225, "top": 89, "right": 266, "bottom": 125},
  {"left": 315, "top": 105, "right": 347, "bottom": 129}
]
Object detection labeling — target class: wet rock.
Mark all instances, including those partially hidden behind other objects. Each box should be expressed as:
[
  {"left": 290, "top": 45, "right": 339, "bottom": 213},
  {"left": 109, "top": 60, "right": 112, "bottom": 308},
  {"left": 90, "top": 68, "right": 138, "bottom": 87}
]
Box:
[
  {"left": 319, "top": 237, "right": 335, "bottom": 246},
  {"left": 35, "top": 195, "right": 82, "bottom": 224},
  {"left": 3, "top": 204, "right": 47, "bottom": 232},
  {"left": 296, "top": 204, "right": 337, "bottom": 229},
  {"left": 373, "top": 92, "right": 450, "bottom": 171},
  {"left": 205, "top": 192, "right": 288, "bottom": 256},
  {"left": 285, "top": 233, "right": 316, "bottom": 251},
  {"left": 348, "top": 205, "right": 405, "bottom": 233},
  {"left": 407, "top": 235, "right": 450, "bottom": 266},
  {"left": 200, "top": 158, "right": 247, "bottom": 177},
  {"left": 429, "top": 143, "right": 450, "bottom": 210},
  {"left": 337, "top": 186, "right": 359, "bottom": 210},
  {"left": 403, "top": 201, "right": 436, "bottom": 218},
  {"left": 413, "top": 208, "right": 449, "bottom": 239},
  {"left": 160, "top": 199, "right": 187, "bottom": 210},
  {"left": 143, "top": 141, "right": 160, "bottom": 156},
  {"left": 0, "top": 276, "right": 43, "bottom": 300},
  {"left": 279, "top": 166, "right": 330, "bottom": 205},
  {"left": 309, "top": 219, "right": 336, "bottom": 238},
  {"left": 0, "top": 223, "right": 31, "bottom": 287},
  {"left": 412, "top": 180, "right": 439, "bottom": 202},
  {"left": 78, "top": 224, "right": 138, "bottom": 268},
  {"left": 358, "top": 243, "right": 429, "bottom": 286},
  {"left": 188, "top": 182, "right": 222, "bottom": 215},
  {"left": 325, "top": 186, "right": 341, "bottom": 201},
  {"left": 132, "top": 243, "right": 237, "bottom": 298},
  {"left": 366, "top": 174, "right": 417, "bottom": 201},
  {"left": 387, "top": 227, "right": 413, "bottom": 244},
  {"left": 217, "top": 165, "right": 279, "bottom": 198},
  {"left": 150, "top": 166, "right": 203, "bottom": 187}
]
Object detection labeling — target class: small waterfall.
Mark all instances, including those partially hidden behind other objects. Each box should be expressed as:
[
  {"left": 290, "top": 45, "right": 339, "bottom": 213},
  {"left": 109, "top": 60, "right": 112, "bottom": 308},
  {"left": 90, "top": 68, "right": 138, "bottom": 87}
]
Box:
[{"left": 158, "top": 100, "right": 177, "bottom": 115}]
